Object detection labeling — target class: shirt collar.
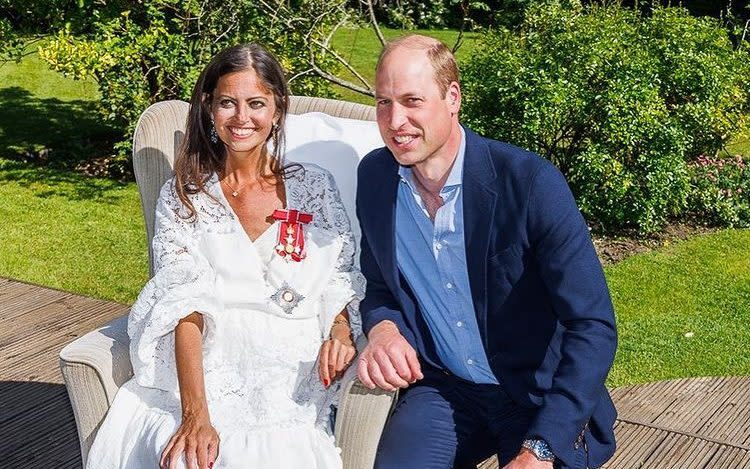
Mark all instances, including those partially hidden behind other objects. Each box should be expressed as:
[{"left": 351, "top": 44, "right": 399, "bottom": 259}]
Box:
[{"left": 398, "top": 127, "right": 466, "bottom": 193}]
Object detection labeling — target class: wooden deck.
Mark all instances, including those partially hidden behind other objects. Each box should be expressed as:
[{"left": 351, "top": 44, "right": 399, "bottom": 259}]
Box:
[
  {"left": 1, "top": 276, "right": 748, "bottom": 468},
  {"left": 0, "top": 278, "right": 129, "bottom": 468}
]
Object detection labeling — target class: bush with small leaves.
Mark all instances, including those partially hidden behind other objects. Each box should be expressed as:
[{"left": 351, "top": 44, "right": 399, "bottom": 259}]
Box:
[
  {"left": 687, "top": 155, "right": 750, "bottom": 227},
  {"left": 461, "top": 1, "right": 750, "bottom": 232}
]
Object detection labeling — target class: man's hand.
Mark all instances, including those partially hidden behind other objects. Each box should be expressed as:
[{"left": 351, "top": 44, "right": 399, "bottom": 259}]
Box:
[
  {"left": 501, "top": 449, "right": 554, "bottom": 469},
  {"left": 357, "top": 320, "right": 423, "bottom": 391}
]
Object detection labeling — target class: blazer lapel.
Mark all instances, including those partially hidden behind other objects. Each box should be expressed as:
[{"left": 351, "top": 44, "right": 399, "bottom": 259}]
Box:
[
  {"left": 462, "top": 128, "right": 498, "bottom": 344},
  {"left": 367, "top": 154, "right": 401, "bottom": 291}
]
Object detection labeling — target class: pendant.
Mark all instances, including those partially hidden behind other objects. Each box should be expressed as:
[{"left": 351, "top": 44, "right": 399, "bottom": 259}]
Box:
[
  {"left": 232, "top": 191, "right": 238, "bottom": 197},
  {"left": 270, "top": 282, "right": 305, "bottom": 315}
]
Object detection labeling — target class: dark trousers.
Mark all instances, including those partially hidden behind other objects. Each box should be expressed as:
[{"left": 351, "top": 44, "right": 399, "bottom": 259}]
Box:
[{"left": 374, "top": 367, "right": 584, "bottom": 469}]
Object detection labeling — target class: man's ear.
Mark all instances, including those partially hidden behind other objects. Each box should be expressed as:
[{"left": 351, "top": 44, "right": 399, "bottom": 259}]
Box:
[{"left": 448, "top": 81, "right": 461, "bottom": 113}]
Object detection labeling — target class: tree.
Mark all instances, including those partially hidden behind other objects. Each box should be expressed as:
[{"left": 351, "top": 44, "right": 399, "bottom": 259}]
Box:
[{"left": 37, "top": 0, "right": 348, "bottom": 173}]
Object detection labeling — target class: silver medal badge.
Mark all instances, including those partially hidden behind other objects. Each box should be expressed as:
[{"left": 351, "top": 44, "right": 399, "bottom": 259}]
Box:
[{"left": 270, "top": 282, "right": 305, "bottom": 315}]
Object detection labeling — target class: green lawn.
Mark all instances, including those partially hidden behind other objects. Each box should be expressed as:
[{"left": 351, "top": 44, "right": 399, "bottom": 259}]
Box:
[
  {"left": 725, "top": 127, "right": 750, "bottom": 157},
  {"left": 605, "top": 228, "right": 750, "bottom": 387},
  {"left": 329, "top": 27, "right": 480, "bottom": 104},
  {"left": 1, "top": 32, "right": 750, "bottom": 386},
  {"left": 0, "top": 42, "right": 117, "bottom": 170},
  {"left": 0, "top": 158, "right": 148, "bottom": 303}
]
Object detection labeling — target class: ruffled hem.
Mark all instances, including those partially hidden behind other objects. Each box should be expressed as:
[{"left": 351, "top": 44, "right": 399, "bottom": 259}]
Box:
[{"left": 86, "top": 381, "right": 342, "bottom": 469}]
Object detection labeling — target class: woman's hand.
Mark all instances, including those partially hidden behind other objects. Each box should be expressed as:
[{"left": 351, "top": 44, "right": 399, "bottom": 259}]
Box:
[
  {"left": 160, "top": 410, "right": 220, "bottom": 469},
  {"left": 319, "top": 315, "right": 356, "bottom": 387}
]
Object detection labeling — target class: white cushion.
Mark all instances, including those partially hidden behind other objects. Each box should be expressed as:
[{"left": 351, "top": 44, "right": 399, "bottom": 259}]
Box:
[{"left": 284, "top": 112, "right": 384, "bottom": 255}]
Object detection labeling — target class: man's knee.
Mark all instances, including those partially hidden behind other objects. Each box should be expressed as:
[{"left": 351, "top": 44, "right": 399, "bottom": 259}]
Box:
[{"left": 374, "top": 385, "right": 464, "bottom": 469}]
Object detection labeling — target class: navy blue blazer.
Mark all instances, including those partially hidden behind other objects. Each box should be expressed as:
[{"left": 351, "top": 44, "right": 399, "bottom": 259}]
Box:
[{"left": 356, "top": 127, "right": 618, "bottom": 468}]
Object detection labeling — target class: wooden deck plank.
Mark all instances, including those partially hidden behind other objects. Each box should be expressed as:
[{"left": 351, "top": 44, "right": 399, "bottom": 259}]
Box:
[
  {"left": 477, "top": 455, "right": 499, "bottom": 469},
  {"left": 603, "top": 422, "right": 667, "bottom": 468},
  {"left": 693, "top": 379, "right": 750, "bottom": 445},
  {"left": 0, "top": 381, "right": 81, "bottom": 469},
  {"left": 0, "top": 380, "right": 71, "bottom": 425},
  {"left": 651, "top": 376, "right": 741, "bottom": 436},
  {"left": 1, "top": 292, "right": 127, "bottom": 383},
  {"left": 0, "top": 280, "right": 37, "bottom": 302},
  {"left": 640, "top": 432, "right": 705, "bottom": 468},
  {"left": 705, "top": 445, "right": 750, "bottom": 469},
  {"left": 0, "top": 285, "right": 70, "bottom": 319},
  {"left": 610, "top": 378, "right": 689, "bottom": 423},
  {"left": 2, "top": 297, "right": 126, "bottom": 353}
]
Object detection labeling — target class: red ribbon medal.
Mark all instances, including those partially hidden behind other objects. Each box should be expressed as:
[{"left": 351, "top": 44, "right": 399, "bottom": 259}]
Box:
[{"left": 272, "top": 209, "right": 313, "bottom": 262}]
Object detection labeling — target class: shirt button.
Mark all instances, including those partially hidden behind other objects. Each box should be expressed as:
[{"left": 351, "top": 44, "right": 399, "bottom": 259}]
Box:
[
  {"left": 446, "top": 282, "right": 453, "bottom": 289},
  {"left": 435, "top": 242, "right": 443, "bottom": 250},
  {"left": 456, "top": 321, "right": 463, "bottom": 327},
  {"left": 467, "top": 359, "right": 474, "bottom": 365}
]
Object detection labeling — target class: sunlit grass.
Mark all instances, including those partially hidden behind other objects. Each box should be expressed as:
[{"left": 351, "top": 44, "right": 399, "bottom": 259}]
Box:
[
  {"left": 606, "top": 229, "right": 750, "bottom": 387},
  {"left": 0, "top": 159, "right": 147, "bottom": 303}
]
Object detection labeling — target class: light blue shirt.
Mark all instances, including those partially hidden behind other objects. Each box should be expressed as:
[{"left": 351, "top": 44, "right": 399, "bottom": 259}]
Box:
[{"left": 395, "top": 129, "right": 498, "bottom": 384}]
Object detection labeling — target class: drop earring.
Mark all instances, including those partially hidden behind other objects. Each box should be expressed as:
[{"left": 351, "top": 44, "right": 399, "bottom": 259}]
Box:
[
  {"left": 271, "top": 122, "right": 279, "bottom": 151},
  {"left": 209, "top": 118, "right": 219, "bottom": 144}
]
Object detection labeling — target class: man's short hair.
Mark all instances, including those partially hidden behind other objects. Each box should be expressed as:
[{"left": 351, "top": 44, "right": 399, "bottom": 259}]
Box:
[{"left": 376, "top": 35, "right": 460, "bottom": 97}]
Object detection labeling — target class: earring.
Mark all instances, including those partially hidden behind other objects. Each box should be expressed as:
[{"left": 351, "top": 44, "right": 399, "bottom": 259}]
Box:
[
  {"left": 209, "top": 118, "right": 219, "bottom": 144},
  {"left": 271, "top": 122, "right": 279, "bottom": 151}
]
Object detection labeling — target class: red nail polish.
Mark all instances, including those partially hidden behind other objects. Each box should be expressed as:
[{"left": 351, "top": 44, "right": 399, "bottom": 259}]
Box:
[
  {"left": 324, "top": 379, "right": 329, "bottom": 387},
  {"left": 209, "top": 462, "right": 214, "bottom": 469}
]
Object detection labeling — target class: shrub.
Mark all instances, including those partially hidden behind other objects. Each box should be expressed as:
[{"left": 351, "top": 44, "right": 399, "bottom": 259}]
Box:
[
  {"left": 461, "top": 1, "right": 750, "bottom": 232},
  {"left": 687, "top": 155, "right": 750, "bottom": 227},
  {"left": 0, "top": 17, "right": 24, "bottom": 63},
  {"left": 38, "top": 0, "right": 344, "bottom": 177}
]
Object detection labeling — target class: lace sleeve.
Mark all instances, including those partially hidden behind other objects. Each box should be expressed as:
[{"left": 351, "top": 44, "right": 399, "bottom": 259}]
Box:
[
  {"left": 127, "top": 179, "right": 221, "bottom": 393},
  {"left": 316, "top": 170, "right": 366, "bottom": 342}
]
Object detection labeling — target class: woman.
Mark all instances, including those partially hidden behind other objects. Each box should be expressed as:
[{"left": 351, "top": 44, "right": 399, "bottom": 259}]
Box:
[{"left": 86, "top": 43, "right": 364, "bottom": 469}]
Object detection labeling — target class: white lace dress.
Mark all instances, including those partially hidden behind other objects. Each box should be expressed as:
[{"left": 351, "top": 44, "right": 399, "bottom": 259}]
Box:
[{"left": 86, "top": 164, "right": 365, "bottom": 469}]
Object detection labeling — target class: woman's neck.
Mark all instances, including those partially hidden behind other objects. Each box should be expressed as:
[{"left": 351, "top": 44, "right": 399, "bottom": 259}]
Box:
[{"left": 223, "top": 148, "right": 273, "bottom": 185}]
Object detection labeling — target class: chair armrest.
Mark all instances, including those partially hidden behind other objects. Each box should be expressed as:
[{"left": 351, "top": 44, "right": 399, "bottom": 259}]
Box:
[
  {"left": 334, "top": 336, "right": 397, "bottom": 469},
  {"left": 59, "top": 314, "right": 132, "bottom": 466}
]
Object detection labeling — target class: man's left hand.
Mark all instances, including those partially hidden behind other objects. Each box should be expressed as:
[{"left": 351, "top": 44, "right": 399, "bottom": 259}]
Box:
[{"left": 501, "top": 449, "right": 554, "bottom": 469}]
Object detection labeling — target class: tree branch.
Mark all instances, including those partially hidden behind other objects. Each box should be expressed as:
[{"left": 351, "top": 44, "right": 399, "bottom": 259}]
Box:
[
  {"left": 311, "top": 61, "right": 376, "bottom": 96},
  {"left": 257, "top": 0, "right": 374, "bottom": 93},
  {"left": 452, "top": 0, "right": 469, "bottom": 54},
  {"left": 363, "top": 0, "right": 387, "bottom": 47}
]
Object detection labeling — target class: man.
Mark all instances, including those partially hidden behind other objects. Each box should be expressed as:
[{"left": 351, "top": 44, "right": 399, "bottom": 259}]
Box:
[{"left": 355, "top": 35, "right": 618, "bottom": 469}]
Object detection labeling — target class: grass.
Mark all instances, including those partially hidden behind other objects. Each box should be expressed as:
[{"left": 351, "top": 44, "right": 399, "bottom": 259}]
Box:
[
  {"left": 329, "top": 27, "right": 480, "bottom": 104},
  {"left": 606, "top": 229, "right": 750, "bottom": 387},
  {"left": 725, "top": 127, "right": 750, "bottom": 157},
  {"left": 0, "top": 159, "right": 148, "bottom": 303},
  {"left": 0, "top": 43, "right": 118, "bottom": 170},
  {"left": 2, "top": 32, "right": 750, "bottom": 386}
]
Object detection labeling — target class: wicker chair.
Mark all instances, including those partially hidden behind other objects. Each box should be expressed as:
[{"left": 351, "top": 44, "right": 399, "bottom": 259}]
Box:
[{"left": 59, "top": 97, "right": 396, "bottom": 469}]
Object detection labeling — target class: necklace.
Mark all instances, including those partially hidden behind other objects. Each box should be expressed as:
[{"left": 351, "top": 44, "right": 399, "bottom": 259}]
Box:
[{"left": 220, "top": 177, "right": 248, "bottom": 197}]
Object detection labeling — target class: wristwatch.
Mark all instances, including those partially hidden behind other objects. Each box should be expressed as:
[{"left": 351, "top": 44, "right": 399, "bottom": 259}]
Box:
[{"left": 522, "top": 438, "right": 556, "bottom": 463}]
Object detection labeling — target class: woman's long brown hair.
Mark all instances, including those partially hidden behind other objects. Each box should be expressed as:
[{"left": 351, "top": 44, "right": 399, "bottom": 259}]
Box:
[{"left": 174, "top": 43, "right": 296, "bottom": 220}]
